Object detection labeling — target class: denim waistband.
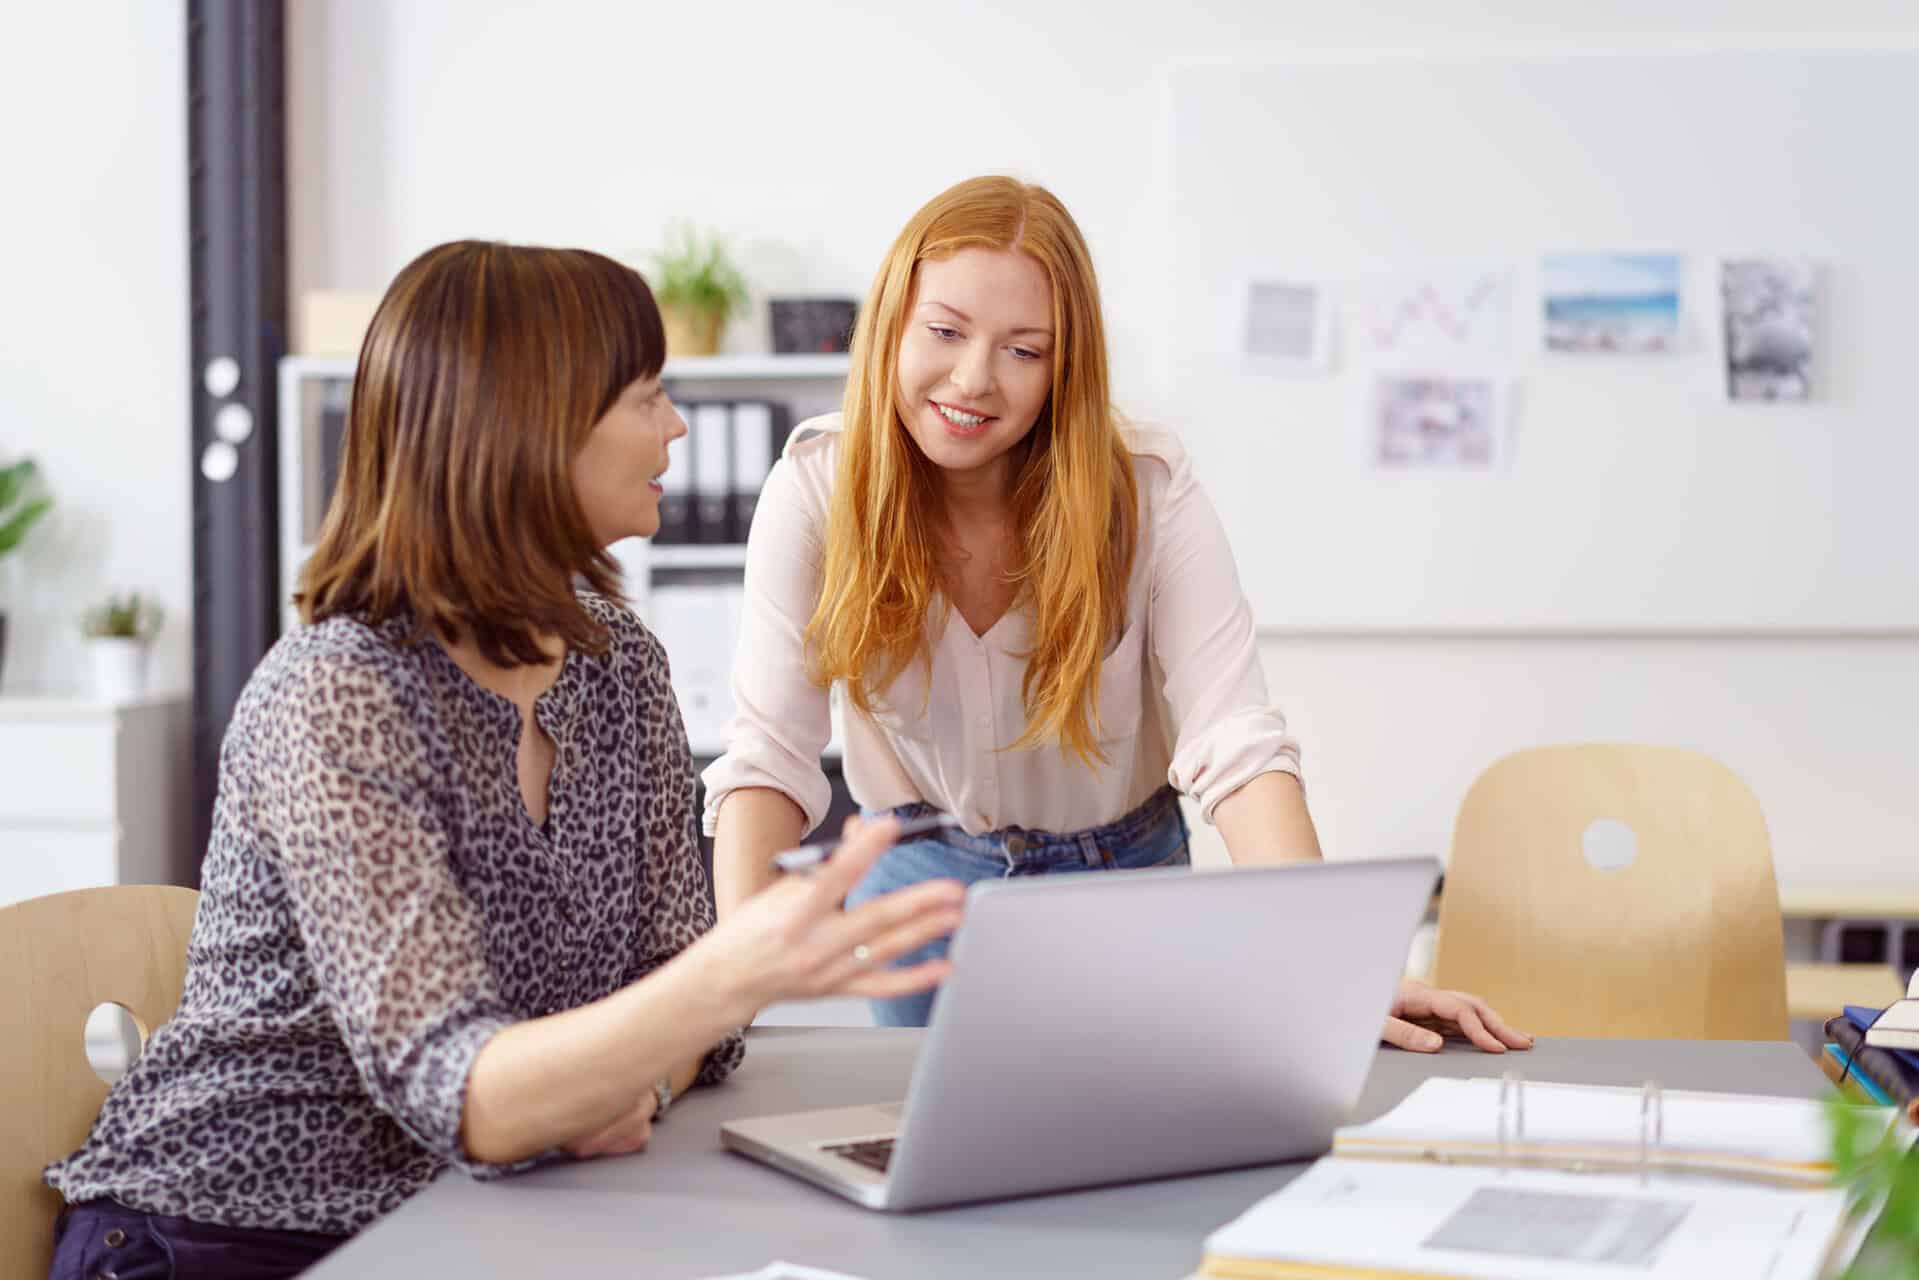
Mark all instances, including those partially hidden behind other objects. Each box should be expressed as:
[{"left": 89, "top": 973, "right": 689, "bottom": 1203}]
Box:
[{"left": 883, "top": 784, "right": 1182, "bottom": 873}]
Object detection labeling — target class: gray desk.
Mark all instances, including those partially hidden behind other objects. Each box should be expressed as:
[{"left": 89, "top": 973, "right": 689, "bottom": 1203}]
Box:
[{"left": 309, "top": 1030, "right": 1827, "bottom": 1279}]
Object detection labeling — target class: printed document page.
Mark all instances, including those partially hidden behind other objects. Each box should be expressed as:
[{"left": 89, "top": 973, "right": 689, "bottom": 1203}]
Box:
[{"left": 1205, "top": 1158, "right": 1853, "bottom": 1279}]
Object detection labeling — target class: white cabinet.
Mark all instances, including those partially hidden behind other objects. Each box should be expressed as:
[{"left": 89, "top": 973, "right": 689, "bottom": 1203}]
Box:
[{"left": 0, "top": 694, "right": 193, "bottom": 908}]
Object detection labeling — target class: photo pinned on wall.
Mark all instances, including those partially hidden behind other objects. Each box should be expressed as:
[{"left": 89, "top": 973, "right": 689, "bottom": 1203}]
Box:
[
  {"left": 1240, "top": 276, "right": 1333, "bottom": 375},
  {"left": 1542, "top": 253, "right": 1683, "bottom": 354},
  {"left": 1721, "top": 258, "right": 1815, "bottom": 403},
  {"left": 1366, "top": 373, "right": 1511, "bottom": 470},
  {"left": 1362, "top": 263, "right": 1513, "bottom": 363}
]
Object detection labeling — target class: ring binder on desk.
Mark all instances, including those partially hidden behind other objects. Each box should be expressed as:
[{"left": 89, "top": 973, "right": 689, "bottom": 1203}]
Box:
[
  {"left": 1208, "top": 1073, "right": 1891, "bottom": 1280},
  {"left": 1639, "top": 1078, "right": 1663, "bottom": 1186},
  {"left": 1492, "top": 1072, "right": 1665, "bottom": 1182},
  {"left": 1335, "top": 1073, "right": 1853, "bottom": 1189},
  {"left": 1496, "top": 1070, "right": 1523, "bottom": 1175}
]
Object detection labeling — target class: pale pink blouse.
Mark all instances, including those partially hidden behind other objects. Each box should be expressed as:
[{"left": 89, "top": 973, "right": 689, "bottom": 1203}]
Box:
[{"left": 700, "top": 414, "right": 1301, "bottom": 839}]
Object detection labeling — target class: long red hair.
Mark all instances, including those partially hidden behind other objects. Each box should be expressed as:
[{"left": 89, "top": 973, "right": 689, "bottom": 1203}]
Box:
[{"left": 807, "top": 177, "right": 1137, "bottom": 765}]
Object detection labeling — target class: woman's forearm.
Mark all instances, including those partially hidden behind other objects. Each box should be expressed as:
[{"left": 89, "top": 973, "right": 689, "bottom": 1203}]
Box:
[
  {"left": 712, "top": 787, "right": 807, "bottom": 919},
  {"left": 461, "top": 949, "right": 746, "bottom": 1164},
  {"left": 1212, "top": 770, "right": 1324, "bottom": 866}
]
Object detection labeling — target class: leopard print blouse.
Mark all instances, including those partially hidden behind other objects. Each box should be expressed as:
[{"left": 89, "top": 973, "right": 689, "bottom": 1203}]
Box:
[{"left": 45, "top": 593, "right": 744, "bottom": 1235}]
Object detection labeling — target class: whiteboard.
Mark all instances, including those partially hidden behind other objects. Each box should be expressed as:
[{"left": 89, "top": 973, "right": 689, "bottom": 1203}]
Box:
[{"left": 1168, "top": 50, "right": 1919, "bottom": 632}]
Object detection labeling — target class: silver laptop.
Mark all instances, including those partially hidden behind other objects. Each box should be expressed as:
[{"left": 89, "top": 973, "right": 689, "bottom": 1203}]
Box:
[{"left": 721, "top": 856, "right": 1438, "bottom": 1211}]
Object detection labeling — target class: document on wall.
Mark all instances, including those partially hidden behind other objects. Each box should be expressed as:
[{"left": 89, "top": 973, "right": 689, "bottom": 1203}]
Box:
[{"left": 1200, "top": 1157, "right": 1858, "bottom": 1279}]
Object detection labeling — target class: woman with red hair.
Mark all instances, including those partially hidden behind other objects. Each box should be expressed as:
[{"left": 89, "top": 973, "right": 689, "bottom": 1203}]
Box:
[{"left": 705, "top": 176, "right": 1528, "bottom": 1049}]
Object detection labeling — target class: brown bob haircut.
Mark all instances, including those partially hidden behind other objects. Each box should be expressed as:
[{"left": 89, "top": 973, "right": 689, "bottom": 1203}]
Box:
[{"left": 295, "top": 240, "right": 664, "bottom": 665}]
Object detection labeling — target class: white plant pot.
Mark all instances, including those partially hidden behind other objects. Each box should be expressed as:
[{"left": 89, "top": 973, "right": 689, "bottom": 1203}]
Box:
[{"left": 88, "top": 637, "right": 150, "bottom": 703}]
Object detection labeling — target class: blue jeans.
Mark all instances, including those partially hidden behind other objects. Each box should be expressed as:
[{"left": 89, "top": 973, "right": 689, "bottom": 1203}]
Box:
[
  {"left": 844, "top": 785, "right": 1192, "bottom": 1027},
  {"left": 49, "top": 1200, "right": 343, "bottom": 1279}
]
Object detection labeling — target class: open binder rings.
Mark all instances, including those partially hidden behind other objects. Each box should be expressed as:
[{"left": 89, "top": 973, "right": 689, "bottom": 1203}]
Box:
[{"left": 1331, "top": 1071, "right": 1843, "bottom": 1189}]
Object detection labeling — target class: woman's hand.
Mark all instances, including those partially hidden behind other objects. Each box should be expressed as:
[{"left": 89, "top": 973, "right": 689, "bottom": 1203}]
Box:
[
  {"left": 564, "top": 1090, "right": 658, "bottom": 1159},
  {"left": 691, "top": 815, "right": 966, "bottom": 1024},
  {"left": 1383, "top": 976, "right": 1533, "bottom": 1054}
]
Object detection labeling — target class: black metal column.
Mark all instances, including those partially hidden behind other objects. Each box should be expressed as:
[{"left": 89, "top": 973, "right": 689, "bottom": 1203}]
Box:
[{"left": 186, "top": 0, "right": 286, "bottom": 869}]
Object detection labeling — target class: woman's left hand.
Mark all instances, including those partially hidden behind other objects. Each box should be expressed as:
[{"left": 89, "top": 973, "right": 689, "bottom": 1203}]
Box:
[{"left": 1383, "top": 977, "right": 1533, "bottom": 1054}]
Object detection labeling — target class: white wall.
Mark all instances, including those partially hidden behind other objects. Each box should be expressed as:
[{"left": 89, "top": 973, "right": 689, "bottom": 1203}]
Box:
[
  {"left": 0, "top": 2, "right": 190, "bottom": 697},
  {"left": 281, "top": 0, "right": 1919, "bottom": 887}
]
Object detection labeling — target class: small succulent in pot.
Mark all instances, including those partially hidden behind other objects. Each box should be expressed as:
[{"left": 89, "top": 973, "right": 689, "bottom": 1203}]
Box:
[{"left": 81, "top": 590, "right": 164, "bottom": 641}]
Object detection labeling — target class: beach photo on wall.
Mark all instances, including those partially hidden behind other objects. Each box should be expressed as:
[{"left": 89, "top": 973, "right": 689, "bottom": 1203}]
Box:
[
  {"left": 1542, "top": 252, "right": 1683, "bottom": 354},
  {"left": 1368, "top": 373, "right": 1508, "bottom": 469},
  {"left": 1721, "top": 258, "right": 1815, "bottom": 402}
]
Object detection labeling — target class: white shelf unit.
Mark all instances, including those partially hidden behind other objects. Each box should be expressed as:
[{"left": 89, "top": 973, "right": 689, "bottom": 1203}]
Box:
[
  {"left": 662, "top": 353, "right": 850, "bottom": 380},
  {"left": 645, "top": 355, "right": 848, "bottom": 757},
  {"left": 0, "top": 694, "right": 192, "bottom": 909},
  {"left": 645, "top": 545, "right": 751, "bottom": 572},
  {"left": 277, "top": 352, "right": 849, "bottom": 759}
]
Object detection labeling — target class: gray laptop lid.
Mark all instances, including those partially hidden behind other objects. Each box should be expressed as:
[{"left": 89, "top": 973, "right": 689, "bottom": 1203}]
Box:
[{"left": 881, "top": 857, "right": 1438, "bottom": 1210}]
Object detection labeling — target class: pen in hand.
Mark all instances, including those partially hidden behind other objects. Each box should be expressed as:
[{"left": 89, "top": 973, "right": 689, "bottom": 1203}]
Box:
[{"left": 773, "top": 814, "right": 959, "bottom": 874}]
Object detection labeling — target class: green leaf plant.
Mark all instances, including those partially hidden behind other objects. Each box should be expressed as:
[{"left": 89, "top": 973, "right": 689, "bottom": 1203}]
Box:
[
  {"left": 1826, "top": 1095, "right": 1919, "bottom": 1277},
  {"left": 0, "top": 458, "right": 53, "bottom": 558}
]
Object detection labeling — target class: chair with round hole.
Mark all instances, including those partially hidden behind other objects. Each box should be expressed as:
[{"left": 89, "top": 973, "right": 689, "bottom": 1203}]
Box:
[
  {"left": 0, "top": 885, "right": 199, "bottom": 1280},
  {"left": 1432, "top": 744, "right": 1788, "bottom": 1040}
]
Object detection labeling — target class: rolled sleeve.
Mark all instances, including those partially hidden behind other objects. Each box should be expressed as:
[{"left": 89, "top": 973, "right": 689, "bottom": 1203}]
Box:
[
  {"left": 271, "top": 663, "right": 535, "bottom": 1176},
  {"left": 701, "top": 452, "right": 836, "bottom": 836},
  {"left": 1147, "top": 440, "right": 1303, "bottom": 821}
]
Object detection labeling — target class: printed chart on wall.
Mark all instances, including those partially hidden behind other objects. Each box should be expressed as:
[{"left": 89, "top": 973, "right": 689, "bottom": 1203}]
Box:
[{"left": 1168, "top": 49, "right": 1919, "bottom": 632}]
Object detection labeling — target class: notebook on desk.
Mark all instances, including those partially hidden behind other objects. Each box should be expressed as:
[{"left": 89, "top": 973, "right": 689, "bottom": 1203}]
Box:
[
  {"left": 1862, "top": 968, "right": 1919, "bottom": 1051},
  {"left": 1827, "top": 1007, "right": 1919, "bottom": 1125}
]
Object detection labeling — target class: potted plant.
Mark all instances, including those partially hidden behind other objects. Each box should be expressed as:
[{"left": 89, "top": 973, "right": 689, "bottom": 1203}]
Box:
[
  {"left": 648, "top": 222, "right": 750, "bottom": 358},
  {"left": 1826, "top": 1096, "right": 1919, "bottom": 1275},
  {"left": 0, "top": 457, "right": 54, "bottom": 687},
  {"left": 81, "top": 590, "right": 163, "bottom": 702}
]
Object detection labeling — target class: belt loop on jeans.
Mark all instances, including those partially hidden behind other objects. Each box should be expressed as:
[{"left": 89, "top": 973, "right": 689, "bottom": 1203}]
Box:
[
  {"left": 1001, "top": 827, "right": 1029, "bottom": 874},
  {"left": 1077, "top": 832, "right": 1102, "bottom": 867}
]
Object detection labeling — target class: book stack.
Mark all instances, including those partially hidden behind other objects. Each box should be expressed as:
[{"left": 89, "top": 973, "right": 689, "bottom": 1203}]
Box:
[{"left": 1821, "top": 973, "right": 1919, "bottom": 1125}]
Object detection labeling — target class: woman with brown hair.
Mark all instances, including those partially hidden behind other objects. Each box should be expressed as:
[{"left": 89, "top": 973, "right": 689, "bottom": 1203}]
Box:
[
  {"left": 42, "top": 241, "right": 962, "bottom": 1278},
  {"left": 705, "top": 176, "right": 1529, "bottom": 1045}
]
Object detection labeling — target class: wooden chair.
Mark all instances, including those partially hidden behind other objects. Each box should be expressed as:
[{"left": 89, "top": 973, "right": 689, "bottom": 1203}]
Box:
[
  {"left": 1432, "top": 744, "right": 1789, "bottom": 1041},
  {"left": 0, "top": 886, "right": 199, "bottom": 1280}
]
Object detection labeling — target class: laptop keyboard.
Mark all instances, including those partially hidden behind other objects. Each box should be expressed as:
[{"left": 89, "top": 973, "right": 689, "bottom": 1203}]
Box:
[{"left": 823, "top": 1138, "right": 896, "bottom": 1173}]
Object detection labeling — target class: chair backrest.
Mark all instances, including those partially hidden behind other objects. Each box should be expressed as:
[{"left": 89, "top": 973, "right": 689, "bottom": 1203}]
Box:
[
  {"left": 1432, "top": 744, "right": 1788, "bottom": 1041},
  {"left": 0, "top": 885, "right": 199, "bottom": 1280}
]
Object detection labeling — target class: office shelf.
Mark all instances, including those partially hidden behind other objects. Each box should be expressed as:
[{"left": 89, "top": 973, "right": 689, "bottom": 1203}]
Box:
[{"left": 647, "top": 544, "right": 749, "bottom": 571}]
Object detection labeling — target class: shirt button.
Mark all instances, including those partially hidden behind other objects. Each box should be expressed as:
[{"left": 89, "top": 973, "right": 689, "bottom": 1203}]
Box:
[{"left": 104, "top": 1229, "right": 126, "bottom": 1248}]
